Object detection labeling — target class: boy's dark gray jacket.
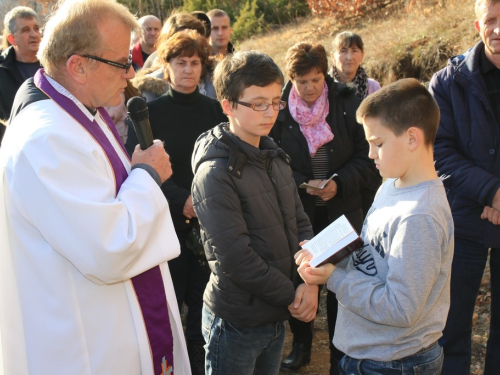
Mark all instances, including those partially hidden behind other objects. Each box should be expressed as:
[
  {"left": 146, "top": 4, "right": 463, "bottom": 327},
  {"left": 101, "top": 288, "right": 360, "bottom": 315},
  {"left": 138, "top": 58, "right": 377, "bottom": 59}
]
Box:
[{"left": 191, "top": 124, "right": 313, "bottom": 326}]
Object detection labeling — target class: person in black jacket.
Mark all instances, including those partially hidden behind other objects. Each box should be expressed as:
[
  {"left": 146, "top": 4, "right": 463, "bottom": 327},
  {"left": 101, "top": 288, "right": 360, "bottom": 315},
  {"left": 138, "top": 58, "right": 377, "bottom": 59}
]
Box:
[
  {"left": 429, "top": 1, "right": 500, "bottom": 373},
  {"left": 125, "top": 29, "right": 226, "bottom": 375},
  {"left": 192, "top": 50, "right": 316, "bottom": 375},
  {"left": 270, "top": 42, "right": 381, "bottom": 374},
  {"left": 0, "top": 6, "right": 41, "bottom": 146}
]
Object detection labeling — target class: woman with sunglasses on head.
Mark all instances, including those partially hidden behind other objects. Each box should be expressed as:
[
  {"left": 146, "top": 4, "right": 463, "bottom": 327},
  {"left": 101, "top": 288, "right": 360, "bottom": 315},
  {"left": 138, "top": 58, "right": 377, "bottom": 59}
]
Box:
[
  {"left": 125, "top": 29, "right": 226, "bottom": 375},
  {"left": 270, "top": 42, "right": 381, "bottom": 375}
]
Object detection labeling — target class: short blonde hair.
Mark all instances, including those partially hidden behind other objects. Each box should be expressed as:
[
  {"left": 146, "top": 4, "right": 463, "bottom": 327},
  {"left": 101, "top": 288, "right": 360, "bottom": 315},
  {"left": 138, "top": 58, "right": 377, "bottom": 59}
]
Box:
[{"left": 38, "top": 0, "right": 139, "bottom": 76}]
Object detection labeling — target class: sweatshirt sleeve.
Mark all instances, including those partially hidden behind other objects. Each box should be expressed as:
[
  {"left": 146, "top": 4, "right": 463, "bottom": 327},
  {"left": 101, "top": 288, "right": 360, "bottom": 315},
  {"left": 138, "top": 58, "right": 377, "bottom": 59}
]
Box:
[
  {"left": 192, "top": 165, "right": 296, "bottom": 307},
  {"left": 327, "top": 214, "right": 445, "bottom": 327}
]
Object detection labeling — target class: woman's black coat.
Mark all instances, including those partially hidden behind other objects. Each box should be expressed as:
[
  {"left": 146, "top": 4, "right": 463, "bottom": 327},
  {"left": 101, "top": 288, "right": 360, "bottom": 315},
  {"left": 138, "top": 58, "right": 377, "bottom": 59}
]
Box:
[
  {"left": 270, "top": 75, "right": 381, "bottom": 232},
  {"left": 125, "top": 88, "right": 227, "bottom": 230}
]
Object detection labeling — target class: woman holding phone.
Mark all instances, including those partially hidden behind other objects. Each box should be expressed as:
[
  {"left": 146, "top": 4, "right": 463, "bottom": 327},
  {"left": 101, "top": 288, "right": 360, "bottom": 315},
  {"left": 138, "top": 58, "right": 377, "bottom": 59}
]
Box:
[{"left": 271, "top": 42, "right": 380, "bottom": 374}]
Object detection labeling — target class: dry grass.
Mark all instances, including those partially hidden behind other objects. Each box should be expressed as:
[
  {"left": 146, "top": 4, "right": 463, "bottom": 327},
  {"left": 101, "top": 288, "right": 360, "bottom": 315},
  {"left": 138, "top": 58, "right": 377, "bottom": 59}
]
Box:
[{"left": 239, "top": 0, "right": 479, "bottom": 84}]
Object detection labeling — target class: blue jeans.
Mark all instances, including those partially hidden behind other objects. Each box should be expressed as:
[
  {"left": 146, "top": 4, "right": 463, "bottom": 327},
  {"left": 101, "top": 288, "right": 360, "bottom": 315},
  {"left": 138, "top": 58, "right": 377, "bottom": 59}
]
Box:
[
  {"left": 339, "top": 342, "right": 443, "bottom": 374},
  {"left": 439, "top": 237, "right": 500, "bottom": 375},
  {"left": 201, "top": 304, "right": 286, "bottom": 375}
]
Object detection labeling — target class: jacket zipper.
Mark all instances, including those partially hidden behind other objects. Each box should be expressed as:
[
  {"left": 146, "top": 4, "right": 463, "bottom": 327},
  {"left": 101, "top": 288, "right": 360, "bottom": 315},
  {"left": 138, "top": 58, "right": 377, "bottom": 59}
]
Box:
[{"left": 265, "top": 157, "right": 296, "bottom": 278}]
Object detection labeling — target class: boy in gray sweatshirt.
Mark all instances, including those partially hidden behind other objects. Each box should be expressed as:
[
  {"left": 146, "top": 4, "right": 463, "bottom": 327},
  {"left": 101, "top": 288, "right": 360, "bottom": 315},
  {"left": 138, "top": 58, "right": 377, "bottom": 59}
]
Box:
[{"left": 295, "top": 78, "right": 454, "bottom": 374}]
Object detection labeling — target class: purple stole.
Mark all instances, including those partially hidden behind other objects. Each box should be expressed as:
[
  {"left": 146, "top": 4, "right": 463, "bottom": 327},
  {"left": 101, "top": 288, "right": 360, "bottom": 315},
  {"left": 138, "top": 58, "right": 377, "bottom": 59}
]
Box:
[{"left": 34, "top": 70, "right": 175, "bottom": 375}]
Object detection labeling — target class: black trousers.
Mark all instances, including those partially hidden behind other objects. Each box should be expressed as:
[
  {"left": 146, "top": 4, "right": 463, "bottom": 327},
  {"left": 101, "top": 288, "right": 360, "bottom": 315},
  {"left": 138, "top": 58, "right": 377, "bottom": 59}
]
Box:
[{"left": 168, "top": 228, "right": 210, "bottom": 343}]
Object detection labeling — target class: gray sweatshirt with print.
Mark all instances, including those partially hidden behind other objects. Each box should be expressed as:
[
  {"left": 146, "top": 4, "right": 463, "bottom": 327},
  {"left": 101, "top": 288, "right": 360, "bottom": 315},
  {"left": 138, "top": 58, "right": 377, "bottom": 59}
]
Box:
[{"left": 328, "top": 178, "right": 454, "bottom": 361}]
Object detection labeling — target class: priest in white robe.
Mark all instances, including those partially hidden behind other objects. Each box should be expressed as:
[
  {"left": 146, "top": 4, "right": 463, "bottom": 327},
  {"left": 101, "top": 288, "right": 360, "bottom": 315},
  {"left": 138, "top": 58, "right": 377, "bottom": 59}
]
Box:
[{"left": 0, "top": 0, "right": 190, "bottom": 374}]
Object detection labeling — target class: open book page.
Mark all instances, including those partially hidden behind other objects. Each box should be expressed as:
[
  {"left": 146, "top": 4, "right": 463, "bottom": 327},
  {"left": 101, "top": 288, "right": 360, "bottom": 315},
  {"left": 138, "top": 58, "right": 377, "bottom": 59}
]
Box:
[{"left": 302, "top": 215, "right": 362, "bottom": 267}]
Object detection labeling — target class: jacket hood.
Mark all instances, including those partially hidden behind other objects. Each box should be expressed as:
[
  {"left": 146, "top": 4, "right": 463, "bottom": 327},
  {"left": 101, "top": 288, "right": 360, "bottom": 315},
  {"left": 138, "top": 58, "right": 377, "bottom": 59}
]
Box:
[
  {"left": 192, "top": 123, "right": 290, "bottom": 178},
  {"left": 131, "top": 68, "right": 167, "bottom": 98}
]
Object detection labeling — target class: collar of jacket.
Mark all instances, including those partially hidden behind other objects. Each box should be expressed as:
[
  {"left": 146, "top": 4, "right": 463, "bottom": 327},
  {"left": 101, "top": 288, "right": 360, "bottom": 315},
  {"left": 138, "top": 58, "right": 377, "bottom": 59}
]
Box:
[
  {"left": 214, "top": 124, "right": 290, "bottom": 178},
  {"left": 0, "top": 46, "right": 20, "bottom": 73},
  {"left": 451, "top": 41, "right": 486, "bottom": 89},
  {"left": 131, "top": 40, "right": 144, "bottom": 68},
  {"left": 132, "top": 68, "right": 168, "bottom": 98}
]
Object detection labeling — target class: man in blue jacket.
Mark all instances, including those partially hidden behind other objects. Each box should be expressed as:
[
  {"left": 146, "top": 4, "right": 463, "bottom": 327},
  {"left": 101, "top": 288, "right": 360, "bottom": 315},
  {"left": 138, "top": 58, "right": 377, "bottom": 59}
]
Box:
[{"left": 429, "top": 0, "right": 500, "bottom": 374}]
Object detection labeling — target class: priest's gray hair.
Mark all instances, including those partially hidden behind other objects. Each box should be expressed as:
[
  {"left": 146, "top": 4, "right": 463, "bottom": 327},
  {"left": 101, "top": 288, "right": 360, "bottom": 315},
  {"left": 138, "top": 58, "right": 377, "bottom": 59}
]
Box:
[{"left": 38, "top": 0, "right": 139, "bottom": 76}]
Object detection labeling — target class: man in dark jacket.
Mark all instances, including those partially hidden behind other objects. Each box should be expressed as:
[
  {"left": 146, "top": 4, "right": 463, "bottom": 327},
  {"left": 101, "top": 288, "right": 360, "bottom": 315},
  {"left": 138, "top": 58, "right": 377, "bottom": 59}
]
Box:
[
  {"left": 429, "top": 0, "right": 500, "bottom": 374},
  {"left": 0, "top": 6, "right": 41, "bottom": 145}
]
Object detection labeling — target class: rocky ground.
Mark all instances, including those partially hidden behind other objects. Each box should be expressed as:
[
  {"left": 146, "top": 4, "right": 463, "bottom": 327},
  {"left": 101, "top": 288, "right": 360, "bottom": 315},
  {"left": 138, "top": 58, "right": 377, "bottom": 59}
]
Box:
[{"left": 280, "top": 258, "right": 491, "bottom": 375}]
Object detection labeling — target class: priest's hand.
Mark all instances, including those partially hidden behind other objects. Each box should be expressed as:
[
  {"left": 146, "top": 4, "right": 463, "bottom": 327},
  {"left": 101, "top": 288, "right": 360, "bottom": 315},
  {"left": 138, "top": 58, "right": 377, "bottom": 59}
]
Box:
[
  {"left": 131, "top": 140, "right": 172, "bottom": 183},
  {"left": 288, "top": 283, "right": 318, "bottom": 322}
]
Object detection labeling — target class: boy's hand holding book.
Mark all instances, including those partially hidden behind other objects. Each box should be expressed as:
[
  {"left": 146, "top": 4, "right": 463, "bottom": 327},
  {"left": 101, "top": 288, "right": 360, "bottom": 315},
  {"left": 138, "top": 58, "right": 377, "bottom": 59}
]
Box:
[
  {"left": 295, "top": 249, "right": 336, "bottom": 286},
  {"left": 300, "top": 215, "right": 363, "bottom": 267}
]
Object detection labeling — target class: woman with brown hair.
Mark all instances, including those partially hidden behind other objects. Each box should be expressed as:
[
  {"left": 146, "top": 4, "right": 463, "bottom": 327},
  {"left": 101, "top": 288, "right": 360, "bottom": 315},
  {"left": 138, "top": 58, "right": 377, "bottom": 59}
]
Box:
[
  {"left": 126, "top": 29, "right": 226, "bottom": 375},
  {"left": 330, "top": 31, "right": 381, "bottom": 99},
  {"left": 271, "top": 42, "right": 380, "bottom": 374},
  {"left": 134, "top": 12, "right": 217, "bottom": 101}
]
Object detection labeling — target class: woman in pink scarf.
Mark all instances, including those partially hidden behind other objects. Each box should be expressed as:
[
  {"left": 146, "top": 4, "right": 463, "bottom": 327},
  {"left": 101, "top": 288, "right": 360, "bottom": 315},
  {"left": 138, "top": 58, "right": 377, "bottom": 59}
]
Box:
[{"left": 270, "top": 42, "right": 381, "bottom": 375}]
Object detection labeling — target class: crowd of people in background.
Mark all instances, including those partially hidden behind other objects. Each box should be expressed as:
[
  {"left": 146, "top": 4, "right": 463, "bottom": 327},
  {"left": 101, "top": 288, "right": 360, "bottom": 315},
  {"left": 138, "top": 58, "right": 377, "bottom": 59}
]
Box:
[{"left": 0, "top": 0, "right": 499, "bottom": 374}]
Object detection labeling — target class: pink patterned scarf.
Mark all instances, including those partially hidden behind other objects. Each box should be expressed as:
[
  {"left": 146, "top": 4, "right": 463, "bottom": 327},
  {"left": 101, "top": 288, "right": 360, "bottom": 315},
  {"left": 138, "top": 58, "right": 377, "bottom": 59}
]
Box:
[{"left": 288, "top": 81, "right": 333, "bottom": 156}]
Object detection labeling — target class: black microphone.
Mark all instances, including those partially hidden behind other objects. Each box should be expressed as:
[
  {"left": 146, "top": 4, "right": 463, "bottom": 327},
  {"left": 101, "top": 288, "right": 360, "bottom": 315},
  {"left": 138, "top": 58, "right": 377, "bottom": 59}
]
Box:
[{"left": 126, "top": 96, "right": 154, "bottom": 150}]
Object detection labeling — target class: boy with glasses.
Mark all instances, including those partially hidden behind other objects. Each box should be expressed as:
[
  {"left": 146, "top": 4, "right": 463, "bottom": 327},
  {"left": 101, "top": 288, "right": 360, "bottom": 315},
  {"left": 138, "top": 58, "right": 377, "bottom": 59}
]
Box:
[{"left": 191, "top": 50, "right": 318, "bottom": 374}]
